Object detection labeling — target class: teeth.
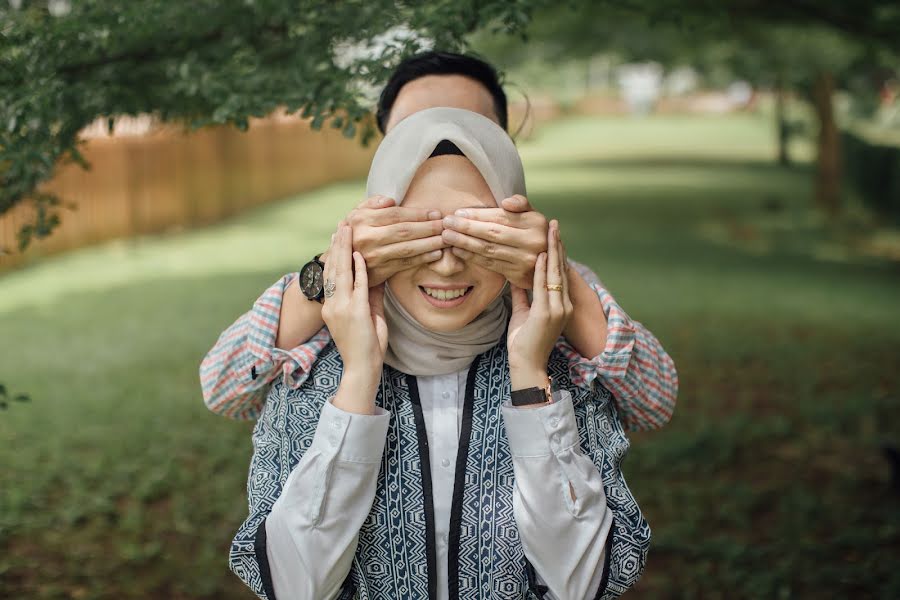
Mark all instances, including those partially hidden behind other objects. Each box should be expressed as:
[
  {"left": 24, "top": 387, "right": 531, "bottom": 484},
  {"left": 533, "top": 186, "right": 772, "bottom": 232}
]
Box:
[{"left": 423, "top": 287, "right": 468, "bottom": 301}]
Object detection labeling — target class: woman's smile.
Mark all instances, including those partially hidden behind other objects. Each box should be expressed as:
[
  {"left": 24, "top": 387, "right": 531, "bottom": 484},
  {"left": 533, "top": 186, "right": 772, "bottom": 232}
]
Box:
[{"left": 418, "top": 284, "right": 475, "bottom": 308}]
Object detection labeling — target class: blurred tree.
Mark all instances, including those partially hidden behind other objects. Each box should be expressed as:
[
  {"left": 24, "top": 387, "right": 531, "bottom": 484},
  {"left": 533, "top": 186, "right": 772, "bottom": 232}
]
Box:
[
  {"left": 0, "top": 0, "right": 549, "bottom": 252},
  {"left": 474, "top": 0, "right": 899, "bottom": 217}
]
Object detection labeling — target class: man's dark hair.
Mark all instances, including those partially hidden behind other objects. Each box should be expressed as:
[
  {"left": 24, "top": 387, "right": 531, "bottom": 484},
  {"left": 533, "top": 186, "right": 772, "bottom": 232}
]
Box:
[{"left": 376, "top": 51, "right": 508, "bottom": 135}]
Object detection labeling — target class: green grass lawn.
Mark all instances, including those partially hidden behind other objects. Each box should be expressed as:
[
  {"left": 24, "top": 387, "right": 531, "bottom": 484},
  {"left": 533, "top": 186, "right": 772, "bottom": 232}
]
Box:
[{"left": 2, "top": 113, "right": 898, "bottom": 599}]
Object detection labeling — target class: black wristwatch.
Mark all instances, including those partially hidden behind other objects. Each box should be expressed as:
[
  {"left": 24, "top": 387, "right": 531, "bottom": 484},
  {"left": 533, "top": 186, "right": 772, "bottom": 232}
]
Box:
[
  {"left": 298, "top": 254, "right": 326, "bottom": 303},
  {"left": 510, "top": 377, "right": 559, "bottom": 406}
]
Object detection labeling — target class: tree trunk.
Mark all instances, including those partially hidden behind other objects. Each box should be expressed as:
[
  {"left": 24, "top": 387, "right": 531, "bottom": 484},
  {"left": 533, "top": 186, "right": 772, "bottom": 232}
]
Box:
[
  {"left": 774, "top": 72, "right": 790, "bottom": 166},
  {"left": 811, "top": 70, "right": 841, "bottom": 217}
]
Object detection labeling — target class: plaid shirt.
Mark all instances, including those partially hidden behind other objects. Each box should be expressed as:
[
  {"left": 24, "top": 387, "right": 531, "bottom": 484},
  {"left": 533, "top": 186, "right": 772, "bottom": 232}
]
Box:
[{"left": 199, "top": 260, "right": 678, "bottom": 431}]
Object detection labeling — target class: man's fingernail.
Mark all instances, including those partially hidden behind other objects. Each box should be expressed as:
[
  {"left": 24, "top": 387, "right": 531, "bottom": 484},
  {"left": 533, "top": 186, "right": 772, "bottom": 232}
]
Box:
[
  {"left": 455, "top": 209, "right": 469, "bottom": 217},
  {"left": 428, "top": 210, "right": 442, "bottom": 220},
  {"left": 443, "top": 215, "right": 457, "bottom": 227}
]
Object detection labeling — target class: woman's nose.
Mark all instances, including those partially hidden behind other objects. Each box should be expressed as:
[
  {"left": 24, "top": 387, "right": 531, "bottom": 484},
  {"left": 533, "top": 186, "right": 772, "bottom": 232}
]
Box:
[{"left": 427, "top": 247, "right": 465, "bottom": 276}]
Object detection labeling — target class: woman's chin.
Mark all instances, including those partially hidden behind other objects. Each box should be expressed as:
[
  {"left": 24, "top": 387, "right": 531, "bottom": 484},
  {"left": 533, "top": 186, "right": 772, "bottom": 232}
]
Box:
[{"left": 411, "top": 310, "right": 473, "bottom": 333}]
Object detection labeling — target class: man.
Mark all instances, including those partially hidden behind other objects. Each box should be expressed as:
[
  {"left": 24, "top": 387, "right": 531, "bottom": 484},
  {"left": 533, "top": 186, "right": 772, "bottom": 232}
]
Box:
[{"left": 200, "top": 50, "right": 677, "bottom": 432}]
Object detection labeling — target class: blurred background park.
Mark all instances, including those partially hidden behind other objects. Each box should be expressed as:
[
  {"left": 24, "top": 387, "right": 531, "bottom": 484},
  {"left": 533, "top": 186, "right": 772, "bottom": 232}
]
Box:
[{"left": 1, "top": 1, "right": 899, "bottom": 598}]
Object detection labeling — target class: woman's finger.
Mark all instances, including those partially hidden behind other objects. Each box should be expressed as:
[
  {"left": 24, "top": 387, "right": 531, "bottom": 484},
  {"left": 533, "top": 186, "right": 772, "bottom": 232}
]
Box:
[
  {"left": 352, "top": 251, "right": 369, "bottom": 301},
  {"left": 546, "top": 220, "right": 563, "bottom": 318},
  {"left": 558, "top": 226, "right": 570, "bottom": 304},
  {"left": 559, "top": 228, "right": 574, "bottom": 321},
  {"left": 531, "top": 252, "right": 548, "bottom": 316},
  {"left": 334, "top": 222, "right": 353, "bottom": 301},
  {"left": 322, "top": 231, "right": 338, "bottom": 303}
]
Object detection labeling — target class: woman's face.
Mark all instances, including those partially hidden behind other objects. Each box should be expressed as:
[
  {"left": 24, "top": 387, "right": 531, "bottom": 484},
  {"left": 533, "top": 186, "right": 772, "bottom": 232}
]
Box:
[{"left": 386, "top": 155, "right": 507, "bottom": 333}]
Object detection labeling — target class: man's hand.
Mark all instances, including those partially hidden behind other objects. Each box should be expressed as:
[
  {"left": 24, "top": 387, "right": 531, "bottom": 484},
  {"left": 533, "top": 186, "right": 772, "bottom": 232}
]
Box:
[
  {"left": 439, "top": 194, "right": 549, "bottom": 289},
  {"left": 322, "top": 195, "right": 448, "bottom": 287}
]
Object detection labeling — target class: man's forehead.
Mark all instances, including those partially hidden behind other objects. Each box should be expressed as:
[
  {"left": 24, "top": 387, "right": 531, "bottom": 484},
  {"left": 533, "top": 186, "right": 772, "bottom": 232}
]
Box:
[{"left": 385, "top": 74, "right": 499, "bottom": 132}]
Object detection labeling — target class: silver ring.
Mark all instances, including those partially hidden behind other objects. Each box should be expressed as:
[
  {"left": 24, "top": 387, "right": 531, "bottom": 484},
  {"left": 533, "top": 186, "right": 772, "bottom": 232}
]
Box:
[{"left": 324, "top": 279, "right": 336, "bottom": 298}]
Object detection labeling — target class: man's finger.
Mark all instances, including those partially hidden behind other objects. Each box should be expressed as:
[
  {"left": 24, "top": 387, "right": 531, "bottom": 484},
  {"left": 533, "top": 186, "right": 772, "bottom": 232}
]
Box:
[
  {"left": 368, "top": 235, "right": 447, "bottom": 263},
  {"left": 376, "top": 250, "right": 444, "bottom": 273},
  {"left": 363, "top": 219, "right": 443, "bottom": 244},
  {"left": 449, "top": 247, "right": 518, "bottom": 276},
  {"left": 451, "top": 207, "right": 513, "bottom": 226},
  {"left": 365, "top": 206, "right": 443, "bottom": 226},
  {"left": 441, "top": 229, "right": 525, "bottom": 264},
  {"left": 443, "top": 215, "right": 540, "bottom": 249},
  {"left": 500, "top": 194, "right": 534, "bottom": 213},
  {"left": 356, "top": 195, "right": 396, "bottom": 210}
]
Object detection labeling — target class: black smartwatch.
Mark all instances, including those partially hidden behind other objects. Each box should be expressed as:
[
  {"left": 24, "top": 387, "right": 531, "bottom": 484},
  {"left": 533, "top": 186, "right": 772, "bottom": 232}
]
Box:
[{"left": 298, "top": 254, "right": 326, "bottom": 303}]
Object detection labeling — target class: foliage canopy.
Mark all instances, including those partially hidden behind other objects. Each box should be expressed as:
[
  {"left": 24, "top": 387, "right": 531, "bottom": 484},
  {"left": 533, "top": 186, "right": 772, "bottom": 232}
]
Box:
[
  {"left": 0, "top": 0, "right": 548, "bottom": 251},
  {"left": 2, "top": 0, "right": 898, "bottom": 250}
]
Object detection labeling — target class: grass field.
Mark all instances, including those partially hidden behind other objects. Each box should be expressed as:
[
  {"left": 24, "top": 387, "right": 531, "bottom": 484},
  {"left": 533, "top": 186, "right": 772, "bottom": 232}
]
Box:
[{"left": 2, "top": 113, "right": 899, "bottom": 599}]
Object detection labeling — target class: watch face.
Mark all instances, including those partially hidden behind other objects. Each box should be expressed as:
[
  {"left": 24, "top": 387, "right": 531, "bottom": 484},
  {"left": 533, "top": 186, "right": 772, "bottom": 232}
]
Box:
[{"left": 299, "top": 261, "right": 324, "bottom": 298}]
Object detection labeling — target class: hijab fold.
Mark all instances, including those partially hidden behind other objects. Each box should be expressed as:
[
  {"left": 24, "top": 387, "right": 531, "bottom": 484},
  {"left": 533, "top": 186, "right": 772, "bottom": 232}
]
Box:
[{"left": 365, "top": 108, "right": 526, "bottom": 376}]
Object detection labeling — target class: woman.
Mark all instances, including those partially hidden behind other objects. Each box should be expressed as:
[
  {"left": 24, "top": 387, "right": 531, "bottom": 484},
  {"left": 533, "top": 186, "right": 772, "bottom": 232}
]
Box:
[{"left": 230, "top": 108, "right": 650, "bottom": 600}]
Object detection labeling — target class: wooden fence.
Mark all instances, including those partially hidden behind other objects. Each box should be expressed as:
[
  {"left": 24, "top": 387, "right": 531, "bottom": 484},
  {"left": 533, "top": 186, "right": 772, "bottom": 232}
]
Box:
[
  {"left": 0, "top": 100, "right": 554, "bottom": 272},
  {"left": 0, "top": 115, "right": 378, "bottom": 270}
]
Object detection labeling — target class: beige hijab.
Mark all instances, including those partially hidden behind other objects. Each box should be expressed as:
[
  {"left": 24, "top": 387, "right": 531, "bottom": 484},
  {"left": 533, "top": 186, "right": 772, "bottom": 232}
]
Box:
[{"left": 365, "top": 107, "right": 527, "bottom": 376}]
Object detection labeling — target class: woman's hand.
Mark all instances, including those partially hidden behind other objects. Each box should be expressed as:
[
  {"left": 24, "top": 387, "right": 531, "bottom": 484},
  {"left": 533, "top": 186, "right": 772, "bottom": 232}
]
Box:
[
  {"left": 321, "top": 222, "right": 389, "bottom": 410},
  {"left": 440, "top": 194, "right": 549, "bottom": 289},
  {"left": 322, "top": 195, "right": 447, "bottom": 287},
  {"left": 506, "top": 219, "right": 574, "bottom": 389}
]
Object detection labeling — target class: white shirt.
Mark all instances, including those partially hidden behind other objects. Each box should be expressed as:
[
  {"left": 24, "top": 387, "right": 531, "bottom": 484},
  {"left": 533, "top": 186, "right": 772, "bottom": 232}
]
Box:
[{"left": 264, "top": 368, "right": 613, "bottom": 600}]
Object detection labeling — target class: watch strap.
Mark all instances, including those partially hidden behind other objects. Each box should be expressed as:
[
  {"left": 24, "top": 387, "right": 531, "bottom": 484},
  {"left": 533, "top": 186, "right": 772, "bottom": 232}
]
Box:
[{"left": 510, "top": 385, "right": 552, "bottom": 406}]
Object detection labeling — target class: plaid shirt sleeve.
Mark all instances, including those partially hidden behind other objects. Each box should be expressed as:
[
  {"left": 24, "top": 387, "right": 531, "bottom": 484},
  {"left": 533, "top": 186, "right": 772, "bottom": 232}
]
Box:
[
  {"left": 199, "top": 273, "right": 332, "bottom": 421},
  {"left": 557, "top": 259, "right": 679, "bottom": 431}
]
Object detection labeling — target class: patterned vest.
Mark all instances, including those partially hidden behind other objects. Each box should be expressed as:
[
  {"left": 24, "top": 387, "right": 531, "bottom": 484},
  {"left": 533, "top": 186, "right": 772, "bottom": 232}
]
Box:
[{"left": 230, "top": 341, "right": 650, "bottom": 599}]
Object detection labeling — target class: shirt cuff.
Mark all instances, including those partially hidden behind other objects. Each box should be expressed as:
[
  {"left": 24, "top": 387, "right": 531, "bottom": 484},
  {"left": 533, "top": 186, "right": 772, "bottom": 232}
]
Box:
[
  {"left": 311, "top": 398, "right": 392, "bottom": 463},
  {"left": 501, "top": 390, "right": 580, "bottom": 458},
  {"left": 245, "top": 272, "right": 332, "bottom": 390},
  {"left": 563, "top": 282, "right": 636, "bottom": 389}
]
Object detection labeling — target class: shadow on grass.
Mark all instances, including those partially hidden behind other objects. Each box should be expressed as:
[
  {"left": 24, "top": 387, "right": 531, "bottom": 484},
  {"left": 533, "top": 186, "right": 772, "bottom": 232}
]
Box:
[{"left": 0, "top": 266, "right": 898, "bottom": 598}]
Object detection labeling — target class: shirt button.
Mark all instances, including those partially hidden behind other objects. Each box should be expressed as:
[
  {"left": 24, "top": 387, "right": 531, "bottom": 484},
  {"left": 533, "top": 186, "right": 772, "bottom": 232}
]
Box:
[
  {"left": 549, "top": 416, "right": 560, "bottom": 428},
  {"left": 442, "top": 391, "right": 450, "bottom": 400},
  {"left": 441, "top": 458, "right": 451, "bottom": 468},
  {"left": 328, "top": 435, "right": 338, "bottom": 448},
  {"left": 441, "top": 533, "right": 448, "bottom": 544},
  {"left": 551, "top": 433, "right": 560, "bottom": 447},
  {"left": 331, "top": 419, "right": 341, "bottom": 429}
]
